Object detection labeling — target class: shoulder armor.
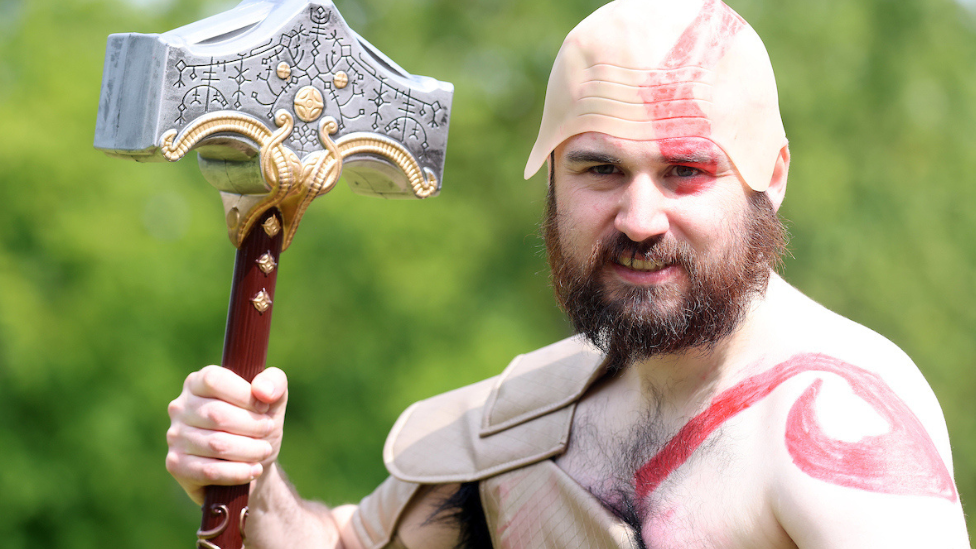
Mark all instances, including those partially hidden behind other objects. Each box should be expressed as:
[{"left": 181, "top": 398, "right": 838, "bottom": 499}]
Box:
[{"left": 383, "top": 336, "right": 606, "bottom": 484}]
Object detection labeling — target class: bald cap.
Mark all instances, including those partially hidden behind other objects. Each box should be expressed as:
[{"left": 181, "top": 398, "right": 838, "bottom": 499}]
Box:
[{"left": 524, "top": 0, "right": 787, "bottom": 192}]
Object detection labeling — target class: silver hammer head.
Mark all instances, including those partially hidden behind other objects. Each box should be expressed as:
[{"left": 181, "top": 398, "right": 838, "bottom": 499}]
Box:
[{"left": 94, "top": 0, "right": 453, "bottom": 247}]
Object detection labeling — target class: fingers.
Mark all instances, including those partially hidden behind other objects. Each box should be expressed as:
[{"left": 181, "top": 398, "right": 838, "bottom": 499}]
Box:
[
  {"left": 171, "top": 393, "right": 274, "bottom": 437},
  {"left": 165, "top": 452, "right": 264, "bottom": 506},
  {"left": 167, "top": 424, "right": 274, "bottom": 463},
  {"left": 186, "top": 365, "right": 267, "bottom": 412},
  {"left": 166, "top": 365, "right": 289, "bottom": 504}
]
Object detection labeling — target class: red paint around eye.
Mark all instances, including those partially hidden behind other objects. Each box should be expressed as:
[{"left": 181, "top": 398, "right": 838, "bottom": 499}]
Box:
[
  {"left": 632, "top": 354, "right": 957, "bottom": 503},
  {"left": 656, "top": 137, "right": 722, "bottom": 174}
]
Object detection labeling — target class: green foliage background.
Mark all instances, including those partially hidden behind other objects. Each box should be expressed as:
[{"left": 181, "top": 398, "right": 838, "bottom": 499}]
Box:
[{"left": 1, "top": 0, "right": 975, "bottom": 545}]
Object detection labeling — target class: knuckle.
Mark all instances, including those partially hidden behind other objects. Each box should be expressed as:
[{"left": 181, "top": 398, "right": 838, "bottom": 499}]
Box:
[
  {"left": 207, "top": 435, "right": 231, "bottom": 456},
  {"left": 165, "top": 426, "right": 180, "bottom": 446},
  {"left": 200, "top": 367, "right": 223, "bottom": 391},
  {"left": 165, "top": 451, "right": 181, "bottom": 475},
  {"left": 200, "top": 462, "right": 224, "bottom": 484},
  {"left": 201, "top": 403, "right": 227, "bottom": 427},
  {"left": 167, "top": 399, "right": 183, "bottom": 419}
]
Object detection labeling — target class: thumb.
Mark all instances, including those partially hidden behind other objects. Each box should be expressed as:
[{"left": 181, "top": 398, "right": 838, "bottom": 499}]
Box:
[{"left": 251, "top": 367, "right": 288, "bottom": 404}]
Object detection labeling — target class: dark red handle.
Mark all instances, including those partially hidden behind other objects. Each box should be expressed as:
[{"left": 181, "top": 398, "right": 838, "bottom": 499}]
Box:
[{"left": 198, "top": 209, "right": 283, "bottom": 549}]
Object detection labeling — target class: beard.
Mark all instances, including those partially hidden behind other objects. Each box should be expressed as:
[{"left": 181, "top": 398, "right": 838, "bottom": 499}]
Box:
[{"left": 543, "top": 184, "right": 787, "bottom": 372}]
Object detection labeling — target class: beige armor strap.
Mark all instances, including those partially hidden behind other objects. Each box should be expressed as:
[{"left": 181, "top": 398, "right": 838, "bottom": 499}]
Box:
[
  {"left": 384, "top": 336, "right": 606, "bottom": 483},
  {"left": 351, "top": 476, "right": 421, "bottom": 549},
  {"left": 352, "top": 337, "right": 607, "bottom": 546},
  {"left": 481, "top": 460, "right": 640, "bottom": 548}
]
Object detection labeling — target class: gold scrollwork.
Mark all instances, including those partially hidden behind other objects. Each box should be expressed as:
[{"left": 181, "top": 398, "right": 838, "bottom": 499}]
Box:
[
  {"left": 160, "top": 104, "right": 437, "bottom": 251},
  {"left": 160, "top": 110, "right": 300, "bottom": 248},
  {"left": 334, "top": 133, "right": 439, "bottom": 199},
  {"left": 197, "top": 504, "right": 229, "bottom": 549},
  {"left": 277, "top": 117, "right": 343, "bottom": 249}
]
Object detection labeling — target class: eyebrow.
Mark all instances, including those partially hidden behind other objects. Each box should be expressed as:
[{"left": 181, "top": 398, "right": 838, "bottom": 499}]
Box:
[
  {"left": 563, "top": 150, "right": 622, "bottom": 165},
  {"left": 662, "top": 150, "right": 721, "bottom": 165},
  {"left": 658, "top": 140, "right": 729, "bottom": 168}
]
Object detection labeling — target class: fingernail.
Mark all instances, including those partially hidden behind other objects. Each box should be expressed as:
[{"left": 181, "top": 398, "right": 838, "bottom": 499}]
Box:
[{"left": 251, "top": 464, "right": 263, "bottom": 478}]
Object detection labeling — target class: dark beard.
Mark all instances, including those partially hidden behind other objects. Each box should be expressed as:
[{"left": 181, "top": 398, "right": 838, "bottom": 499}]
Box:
[{"left": 543, "top": 182, "right": 787, "bottom": 372}]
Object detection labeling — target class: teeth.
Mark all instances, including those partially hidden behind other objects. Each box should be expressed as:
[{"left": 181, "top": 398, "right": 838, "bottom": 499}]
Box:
[{"left": 618, "top": 255, "right": 665, "bottom": 272}]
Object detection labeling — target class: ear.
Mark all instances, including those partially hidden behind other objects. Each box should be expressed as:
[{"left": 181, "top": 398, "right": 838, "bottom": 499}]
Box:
[{"left": 764, "top": 144, "right": 790, "bottom": 212}]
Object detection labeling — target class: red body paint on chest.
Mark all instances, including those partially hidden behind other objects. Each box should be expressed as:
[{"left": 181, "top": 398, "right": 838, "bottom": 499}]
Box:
[{"left": 632, "top": 353, "right": 956, "bottom": 502}]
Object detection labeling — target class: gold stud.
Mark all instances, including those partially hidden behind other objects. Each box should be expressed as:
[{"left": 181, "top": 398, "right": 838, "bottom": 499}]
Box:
[
  {"left": 251, "top": 290, "right": 272, "bottom": 313},
  {"left": 256, "top": 252, "right": 277, "bottom": 275},
  {"left": 333, "top": 71, "right": 349, "bottom": 89},
  {"left": 294, "top": 86, "right": 324, "bottom": 122},
  {"left": 276, "top": 62, "right": 291, "bottom": 80},
  {"left": 262, "top": 216, "right": 281, "bottom": 237}
]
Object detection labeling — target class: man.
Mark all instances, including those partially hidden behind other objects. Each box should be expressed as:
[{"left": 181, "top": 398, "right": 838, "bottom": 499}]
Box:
[{"left": 165, "top": 0, "right": 970, "bottom": 547}]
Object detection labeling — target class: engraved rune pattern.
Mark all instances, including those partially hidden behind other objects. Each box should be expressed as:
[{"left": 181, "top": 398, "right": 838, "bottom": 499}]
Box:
[{"left": 166, "top": 5, "right": 446, "bottom": 160}]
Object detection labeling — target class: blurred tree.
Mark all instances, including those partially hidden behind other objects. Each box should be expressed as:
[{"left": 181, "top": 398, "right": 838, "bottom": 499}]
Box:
[{"left": 0, "top": 0, "right": 975, "bottom": 546}]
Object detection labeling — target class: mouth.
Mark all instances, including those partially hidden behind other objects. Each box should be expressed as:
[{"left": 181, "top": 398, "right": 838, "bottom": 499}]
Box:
[{"left": 615, "top": 254, "right": 668, "bottom": 272}]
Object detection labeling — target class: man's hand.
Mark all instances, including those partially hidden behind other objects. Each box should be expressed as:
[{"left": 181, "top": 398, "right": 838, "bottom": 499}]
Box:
[{"left": 165, "top": 366, "right": 288, "bottom": 505}]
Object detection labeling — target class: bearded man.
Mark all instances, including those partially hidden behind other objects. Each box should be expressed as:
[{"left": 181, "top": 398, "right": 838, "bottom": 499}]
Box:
[{"left": 164, "top": 0, "right": 970, "bottom": 547}]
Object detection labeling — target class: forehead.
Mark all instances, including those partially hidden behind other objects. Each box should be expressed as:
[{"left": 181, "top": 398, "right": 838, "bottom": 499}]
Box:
[{"left": 555, "top": 132, "right": 732, "bottom": 166}]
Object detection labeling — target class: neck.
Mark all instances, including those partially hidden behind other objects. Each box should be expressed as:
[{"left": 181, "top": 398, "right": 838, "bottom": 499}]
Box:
[{"left": 623, "top": 273, "right": 782, "bottom": 413}]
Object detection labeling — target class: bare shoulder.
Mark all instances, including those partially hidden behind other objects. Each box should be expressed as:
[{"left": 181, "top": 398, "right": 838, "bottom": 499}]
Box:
[
  {"left": 755, "top": 278, "right": 969, "bottom": 548},
  {"left": 764, "top": 277, "right": 947, "bottom": 440}
]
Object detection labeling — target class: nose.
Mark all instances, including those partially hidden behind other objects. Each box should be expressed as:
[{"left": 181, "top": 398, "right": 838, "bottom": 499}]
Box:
[{"left": 614, "top": 176, "right": 670, "bottom": 243}]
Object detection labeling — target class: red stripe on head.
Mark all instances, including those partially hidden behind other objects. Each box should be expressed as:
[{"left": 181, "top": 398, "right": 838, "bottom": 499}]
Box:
[{"left": 639, "top": 0, "right": 747, "bottom": 151}]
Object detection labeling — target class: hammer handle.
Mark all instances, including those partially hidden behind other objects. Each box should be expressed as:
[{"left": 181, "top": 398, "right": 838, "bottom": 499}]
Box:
[{"left": 199, "top": 208, "right": 283, "bottom": 549}]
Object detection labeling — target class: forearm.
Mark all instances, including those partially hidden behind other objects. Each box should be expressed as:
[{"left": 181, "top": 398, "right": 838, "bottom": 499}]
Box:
[{"left": 245, "top": 462, "right": 358, "bottom": 549}]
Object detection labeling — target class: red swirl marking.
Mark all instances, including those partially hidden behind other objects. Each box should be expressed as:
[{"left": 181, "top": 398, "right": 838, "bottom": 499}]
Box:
[{"left": 632, "top": 353, "right": 957, "bottom": 502}]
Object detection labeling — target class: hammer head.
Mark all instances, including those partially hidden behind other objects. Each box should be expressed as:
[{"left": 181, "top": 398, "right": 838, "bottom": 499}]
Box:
[{"left": 94, "top": 0, "right": 453, "bottom": 200}]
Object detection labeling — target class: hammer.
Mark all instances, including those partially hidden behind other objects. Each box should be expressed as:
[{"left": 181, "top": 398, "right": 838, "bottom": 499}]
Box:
[{"left": 93, "top": 1, "right": 453, "bottom": 547}]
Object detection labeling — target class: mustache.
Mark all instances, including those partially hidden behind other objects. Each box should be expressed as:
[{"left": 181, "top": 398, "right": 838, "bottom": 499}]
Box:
[{"left": 593, "top": 233, "right": 695, "bottom": 272}]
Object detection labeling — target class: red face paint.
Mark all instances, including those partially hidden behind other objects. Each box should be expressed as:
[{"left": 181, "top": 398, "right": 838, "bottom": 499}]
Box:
[
  {"left": 655, "top": 137, "right": 724, "bottom": 175},
  {"left": 637, "top": 0, "right": 747, "bottom": 159},
  {"left": 632, "top": 353, "right": 957, "bottom": 502}
]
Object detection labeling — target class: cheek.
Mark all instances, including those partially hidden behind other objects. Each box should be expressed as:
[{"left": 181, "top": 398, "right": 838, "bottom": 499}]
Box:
[
  {"left": 555, "top": 189, "right": 615, "bottom": 260},
  {"left": 670, "top": 193, "right": 749, "bottom": 252}
]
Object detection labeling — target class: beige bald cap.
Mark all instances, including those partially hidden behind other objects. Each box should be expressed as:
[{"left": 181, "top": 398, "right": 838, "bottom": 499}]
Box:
[{"left": 524, "top": 0, "right": 787, "bottom": 192}]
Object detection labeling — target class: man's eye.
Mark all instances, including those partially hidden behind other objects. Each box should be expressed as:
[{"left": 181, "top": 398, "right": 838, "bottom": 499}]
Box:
[
  {"left": 589, "top": 164, "right": 618, "bottom": 175},
  {"left": 672, "top": 165, "right": 701, "bottom": 177}
]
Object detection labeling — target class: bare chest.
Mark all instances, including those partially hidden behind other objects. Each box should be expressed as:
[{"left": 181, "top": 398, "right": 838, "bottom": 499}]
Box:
[{"left": 554, "top": 400, "right": 795, "bottom": 549}]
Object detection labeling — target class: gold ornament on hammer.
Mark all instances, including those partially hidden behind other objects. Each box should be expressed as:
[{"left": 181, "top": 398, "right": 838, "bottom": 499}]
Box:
[
  {"left": 333, "top": 71, "right": 349, "bottom": 89},
  {"left": 160, "top": 109, "right": 299, "bottom": 248},
  {"left": 294, "top": 86, "right": 324, "bottom": 122},
  {"left": 256, "top": 252, "right": 277, "bottom": 275},
  {"left": 276, "top": 62, "right": 291, "bottom": 80},
  {"left": 251, "top": 290, "right": 272, "bottom": 313},
  {"left": 262, "top": 216, "right": 281, "bottom": 237},
  {"left": 159, "top": 106, "right": 437, "bottom": 251}
]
